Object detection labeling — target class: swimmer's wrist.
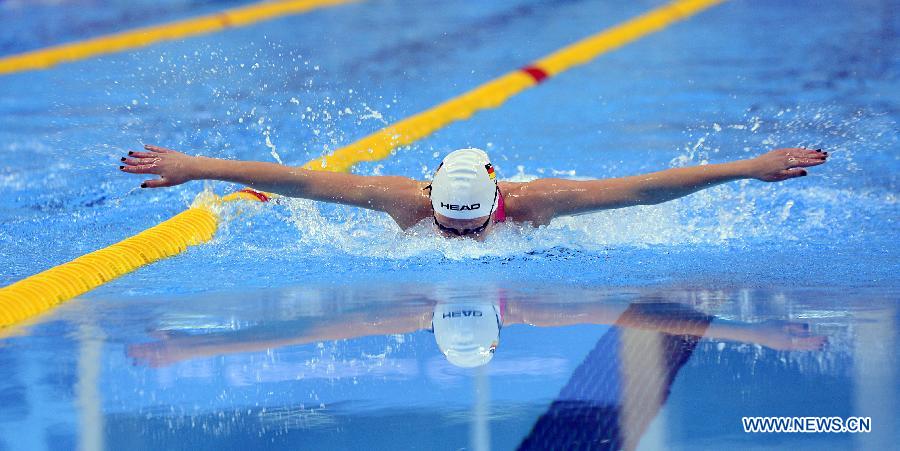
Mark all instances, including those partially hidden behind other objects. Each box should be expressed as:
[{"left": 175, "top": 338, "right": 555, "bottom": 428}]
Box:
[
  {"left": 191, "top": 155, "right": 218, "bottom": 180},
  {"left": 730, "top": 159, "right": 758, "bottom": 180},
  {"left": 705, "top": 319, "right": 755, "bottom": 342}
]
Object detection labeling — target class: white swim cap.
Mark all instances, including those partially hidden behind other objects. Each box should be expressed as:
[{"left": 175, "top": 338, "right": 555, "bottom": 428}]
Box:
[
  {"left": 430, "top": 148, "right": 498, "bottom": 220},
  {"left": 432, "top": 302, "right": 501, "bottom": 368}
]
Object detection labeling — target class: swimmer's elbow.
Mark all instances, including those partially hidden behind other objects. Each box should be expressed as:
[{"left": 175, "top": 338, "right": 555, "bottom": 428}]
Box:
[{"left": 629, "top": 189, "right": 663, "bottom": 206}]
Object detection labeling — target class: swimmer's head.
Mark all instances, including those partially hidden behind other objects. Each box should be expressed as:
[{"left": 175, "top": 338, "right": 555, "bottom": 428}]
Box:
[
  {"left": 429, "top": 148, "right": 498, "bottom": 221},
  {"left": 432, "top": 302, "right": 501, "bottom": 368}
]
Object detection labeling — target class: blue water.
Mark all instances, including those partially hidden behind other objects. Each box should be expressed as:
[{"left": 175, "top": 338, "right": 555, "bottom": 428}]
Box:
[{"left": 1, "top": 0, "right": 898, "bottom": 449}]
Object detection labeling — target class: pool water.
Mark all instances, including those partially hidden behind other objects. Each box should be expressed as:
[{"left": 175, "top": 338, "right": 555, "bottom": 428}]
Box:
[{"left": 1, "top": 0, "right": 898, "bottom": 449}]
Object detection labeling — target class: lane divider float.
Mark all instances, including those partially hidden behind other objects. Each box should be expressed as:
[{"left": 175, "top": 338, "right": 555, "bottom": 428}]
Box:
[{"left": 0, "top": 0, "right": 725, "bottom": 328}]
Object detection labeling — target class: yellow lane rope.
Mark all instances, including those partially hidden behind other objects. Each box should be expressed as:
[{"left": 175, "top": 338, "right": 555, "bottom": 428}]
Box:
[
  {"left": 0, "top": 0, "right": 357, "bottom": 75},
  {"left": 0, "top": 0, "right": 725, "bottom": 328},
  {"left": 302, "top": 0, "right": 725, "bottom": 173}
]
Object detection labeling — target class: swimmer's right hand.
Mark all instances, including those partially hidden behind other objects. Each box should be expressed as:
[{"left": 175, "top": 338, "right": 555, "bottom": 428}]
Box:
[{"left": 119, "top": 144, "right": 199, "bottom": 188}]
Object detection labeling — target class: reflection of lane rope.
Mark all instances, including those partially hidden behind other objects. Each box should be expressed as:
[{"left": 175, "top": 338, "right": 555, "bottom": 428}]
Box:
[
  {"left": 0, "top": 0, "right": 726, "bottom": 329},
  {"left": 0, "top": 0, "right": 358, "bottom": 75},
  {"left": 517, "top": 303, "right": 712, "bottom": 450}
]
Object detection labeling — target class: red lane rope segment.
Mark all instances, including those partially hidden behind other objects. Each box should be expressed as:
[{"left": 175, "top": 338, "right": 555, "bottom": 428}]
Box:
[
  {"left": 520, "top": 65, "right": 549, "bottom": 83},
  {"left": 239, "top": 188, "right": 270, "bottom": 202}
]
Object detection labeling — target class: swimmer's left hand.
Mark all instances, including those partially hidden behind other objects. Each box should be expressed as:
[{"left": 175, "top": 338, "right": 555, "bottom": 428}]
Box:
[
  {"left": 750, "top": 320, "right": 828, "bottom": 351},
  {"left": 747, "top": 148, "right": 829, "bottom": 182}
]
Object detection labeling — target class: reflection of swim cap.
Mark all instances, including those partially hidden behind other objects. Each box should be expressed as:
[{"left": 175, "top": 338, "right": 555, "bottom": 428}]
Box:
[
  {"left": 432, "top": 303, "right": 501, "bottom": 368},
  {"left": 430, "top": 148, "right": 498, "bottom": 220}
]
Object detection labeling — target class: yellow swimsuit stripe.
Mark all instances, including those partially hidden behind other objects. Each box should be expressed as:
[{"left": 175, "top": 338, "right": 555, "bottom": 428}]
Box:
[
  {"left": 0, "top": 0, "right": 358, "bottom": 75},
  {"left": 0, "top": 0, "right": 725, "bottom": 328}
]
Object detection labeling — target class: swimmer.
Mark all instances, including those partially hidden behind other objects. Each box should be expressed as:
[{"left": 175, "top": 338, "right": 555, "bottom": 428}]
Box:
[{"left": 120, "top": 145, "right": 828, "bottom": 239}]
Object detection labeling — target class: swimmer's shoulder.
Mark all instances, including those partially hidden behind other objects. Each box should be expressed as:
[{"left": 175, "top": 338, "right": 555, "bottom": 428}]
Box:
[
  {"left": 498, "top": 181, "right": 551, "bottom": 227},
  {"left": 385, "top": 180, "right": 432, "bottom": 230}
]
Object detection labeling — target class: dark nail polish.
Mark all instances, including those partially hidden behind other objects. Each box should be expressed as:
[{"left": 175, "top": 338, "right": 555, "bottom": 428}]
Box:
[
  {"left": 140, "top": 183, "right": 147, "bottom": 188},
  {"left": 815, "top": 149, "right": 822, "bottom": 152},
  {"left": 120, "top": 157, "right": 126, "bottom": 162},
  {"left": 801, "top": 172, "right": 808, "bottom": 176},
  {"left": 823, "top": 152, "right": 828, "bottom": 156},
  {"left": 119, "top": 165, "right": 124, "bottom": 169},
  {"left": 128, "top": 151, "right": 133, "bottom": 155}
]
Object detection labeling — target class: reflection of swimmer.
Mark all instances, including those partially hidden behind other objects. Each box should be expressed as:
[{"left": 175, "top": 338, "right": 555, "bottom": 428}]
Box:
[
  {"left": 120, "top": 145, "right": 828, "bottom": 240},
  {"left": 127, "top": 294, "right": 827, "bottom": 368},
  {"left": 431, "top": 302, "right": 503, "bottom": 368}
]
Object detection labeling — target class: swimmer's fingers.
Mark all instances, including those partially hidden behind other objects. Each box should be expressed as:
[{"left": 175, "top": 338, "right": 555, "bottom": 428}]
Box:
[
  {"left": 789, "top": 149, "right": 829, "bottom": 160},
  {"left": 143, "top": 144, "right": 174, "bottom": 153},
  {"left": 121, "top": 157, "right": 160, "bottom": 167},
  {"left": 125, "top": 151, "right": 157, "bottom": 159},
  {"left": 788, "top": 335, "right": 828, "bottom": 351},
  {"left": 119, "top": 163, "right": 159, "bottom": 174},
  {"left": 142, "top": 178, "right": 172, "bottom": 189},
  {"left": 779, "top": 168, "right": 808, "bottom": 179},
  {"left": 810, "top": 149, "right": 828, "bottom": 159},
  {"left": 796, "top": 151, "right": 827, "bottom": 160},
  {"left": 786, "top": 157, "right": 827, "bottom": 168}
]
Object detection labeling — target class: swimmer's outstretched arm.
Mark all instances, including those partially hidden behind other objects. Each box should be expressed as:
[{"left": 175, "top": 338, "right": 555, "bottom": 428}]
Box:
[
  {"left": 120, "top": 145, "right": 427, "bottom": 224},
  {"left": 507, "top": 302, "right": 826, "bottom": 351},
  {"left": 127, "top": 307, "right": 434, "bottom": 367},
  {"left": 520, "top": 148, "right": 828, "bottom": 222}
]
